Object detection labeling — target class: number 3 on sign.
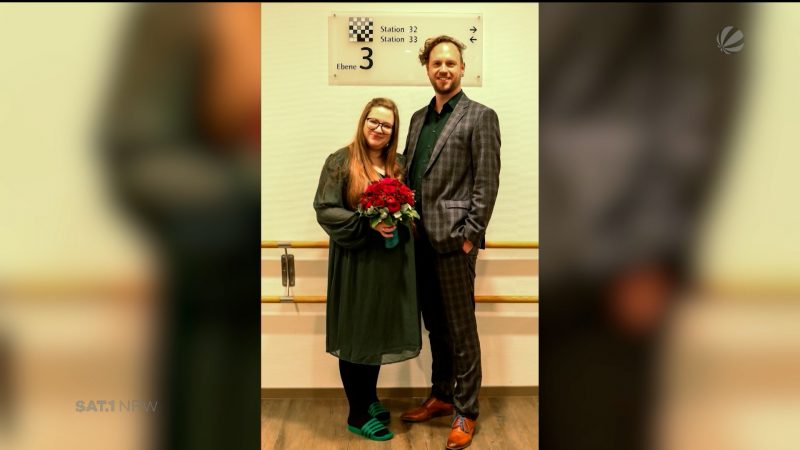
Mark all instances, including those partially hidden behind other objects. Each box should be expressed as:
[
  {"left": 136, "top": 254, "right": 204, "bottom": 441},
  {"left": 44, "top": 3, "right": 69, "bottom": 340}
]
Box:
[{"left": 360, "top": 47, "right": 373, "bottom": 69}]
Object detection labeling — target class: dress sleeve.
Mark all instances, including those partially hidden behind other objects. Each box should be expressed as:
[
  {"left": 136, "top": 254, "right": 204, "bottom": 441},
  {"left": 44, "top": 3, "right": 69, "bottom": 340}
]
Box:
[{"left": 313, "top": 152, "right": 373, "bottom": 249}]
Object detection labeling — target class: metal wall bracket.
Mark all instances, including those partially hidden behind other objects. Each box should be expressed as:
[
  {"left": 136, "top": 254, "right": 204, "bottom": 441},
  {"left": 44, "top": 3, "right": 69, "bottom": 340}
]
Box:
[
  {"left": 278, "top": 242, "right": 295, "bottom": 301},
  {"left": 280, "top": 253, "right": 295, "bottom": 287}
]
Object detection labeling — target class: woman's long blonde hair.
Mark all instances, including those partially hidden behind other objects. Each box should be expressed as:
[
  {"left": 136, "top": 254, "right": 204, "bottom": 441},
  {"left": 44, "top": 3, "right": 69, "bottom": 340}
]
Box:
[{"left": 346, "top": 98, "right": 402, "bottom": 209}]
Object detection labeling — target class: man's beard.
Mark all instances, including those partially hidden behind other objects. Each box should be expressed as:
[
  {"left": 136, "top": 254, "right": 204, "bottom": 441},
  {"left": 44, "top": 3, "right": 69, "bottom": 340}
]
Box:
[{"left": 431, "top": 75, "right": 461, "bottom": 95}]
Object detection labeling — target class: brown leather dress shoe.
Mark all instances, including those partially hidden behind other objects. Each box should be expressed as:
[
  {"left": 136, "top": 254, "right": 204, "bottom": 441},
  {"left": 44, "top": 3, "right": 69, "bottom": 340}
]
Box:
[
  {"left": 400, "top": 397, "right": 455, "bottom": 422},
  {"left": 446, "top": 415, "right": 476, "bottom": 449}
]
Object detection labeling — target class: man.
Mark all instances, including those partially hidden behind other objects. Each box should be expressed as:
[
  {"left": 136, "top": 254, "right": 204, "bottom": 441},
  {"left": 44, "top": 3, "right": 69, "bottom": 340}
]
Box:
[{"left": 401, "top": 35, "right": 501, "bottom": 450}]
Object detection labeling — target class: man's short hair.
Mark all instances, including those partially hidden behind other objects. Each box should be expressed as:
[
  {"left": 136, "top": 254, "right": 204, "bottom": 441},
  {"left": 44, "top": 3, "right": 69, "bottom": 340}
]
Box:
[{"left": 418, "top": 35, "right": 466, "bottom": 66}]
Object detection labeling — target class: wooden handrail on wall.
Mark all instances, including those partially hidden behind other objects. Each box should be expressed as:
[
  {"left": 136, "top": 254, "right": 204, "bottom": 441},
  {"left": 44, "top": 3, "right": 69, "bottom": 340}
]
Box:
[
  {"left": 261, "top": 240, "right": 539, "bottom": 249},
  {"left": 262, "top": 240, "right": 538, "bottom": 304},
  {"left": 261, "top": 295, "right": 538, "bottom": 303}
]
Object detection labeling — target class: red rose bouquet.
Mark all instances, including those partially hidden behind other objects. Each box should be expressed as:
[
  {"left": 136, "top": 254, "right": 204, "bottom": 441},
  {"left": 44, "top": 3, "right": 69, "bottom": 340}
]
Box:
[{"left": 357, "top": 178, "right": 420, "bottom": 248}]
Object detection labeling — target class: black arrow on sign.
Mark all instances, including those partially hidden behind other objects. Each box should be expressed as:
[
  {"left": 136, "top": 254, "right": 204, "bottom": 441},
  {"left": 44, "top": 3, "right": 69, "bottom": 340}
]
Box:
[
  {"left": 470, "top": 26, "right": 477, "bottom": 33},
  {"left": 470, "top": 36, "right": 477, "bottom": 43}
]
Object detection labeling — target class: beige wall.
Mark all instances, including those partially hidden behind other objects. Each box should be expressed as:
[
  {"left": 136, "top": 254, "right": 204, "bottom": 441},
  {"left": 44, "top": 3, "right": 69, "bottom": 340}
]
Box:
[
  {"left": 697, "top": 5, "right": 800, "bottom": 291},
  {"left": 261, "top": 2, "right": 539, "bottom": 242},
  {"left": 0, "top": 5, "right": 155, "bottom": 450},
  {"left": 0, "top": 4, "right": 148, "bottom": 281},
  {"left": 261, "top": 3, "right": 540, "bottom": 389}
]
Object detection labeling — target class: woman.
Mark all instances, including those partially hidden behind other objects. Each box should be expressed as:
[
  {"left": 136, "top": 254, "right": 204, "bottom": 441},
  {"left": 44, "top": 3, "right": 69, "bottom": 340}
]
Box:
[{"left": 313, "top": 98, "right": 420, "bottom": 441}]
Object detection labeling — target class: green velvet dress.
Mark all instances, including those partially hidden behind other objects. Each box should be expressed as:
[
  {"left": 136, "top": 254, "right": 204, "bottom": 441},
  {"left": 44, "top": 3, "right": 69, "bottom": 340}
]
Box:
[{"left": 313, "top": 147, "right": 421, "bottom": 365}]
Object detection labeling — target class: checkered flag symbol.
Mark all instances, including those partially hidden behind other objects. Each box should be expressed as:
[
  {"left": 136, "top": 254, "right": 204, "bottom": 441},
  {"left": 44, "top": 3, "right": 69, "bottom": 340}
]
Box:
[{"left": 348, "top": 17, "right": 373, "bottom": 42}]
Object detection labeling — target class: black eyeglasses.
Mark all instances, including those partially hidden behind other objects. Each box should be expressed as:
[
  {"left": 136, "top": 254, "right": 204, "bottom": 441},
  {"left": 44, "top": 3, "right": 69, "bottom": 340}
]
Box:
[{"left": 366, "top": 117, "right": 394, "bottom": 134}]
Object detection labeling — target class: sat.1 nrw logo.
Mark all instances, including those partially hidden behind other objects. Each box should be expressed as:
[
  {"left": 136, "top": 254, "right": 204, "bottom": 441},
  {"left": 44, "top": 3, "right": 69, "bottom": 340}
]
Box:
[{"left": 717, "top": 26, "right": 744, "bottom": 54}]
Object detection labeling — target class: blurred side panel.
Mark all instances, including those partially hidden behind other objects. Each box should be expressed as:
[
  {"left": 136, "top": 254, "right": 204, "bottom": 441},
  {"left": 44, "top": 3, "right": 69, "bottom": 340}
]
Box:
[
  {"left": 540, "top": 4, "right": 748, "bottom": 450},
  {"left": 100, "top": 4, "right": 261, "bottom": 450},
  {"left": 0, "top": 3, "right": 261, "bottom": 450},
  {"left": 0, "top": 4, "right": 158, "bottom": 450}
]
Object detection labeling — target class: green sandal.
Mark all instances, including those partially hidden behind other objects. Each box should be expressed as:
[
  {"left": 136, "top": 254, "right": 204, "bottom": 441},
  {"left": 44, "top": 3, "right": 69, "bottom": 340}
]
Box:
[
  {"left": 347, "top": 417, "right": 394, "bottom": 441},
  {"left": 368, "top": 401, "right": 391, "bottom": 425}
]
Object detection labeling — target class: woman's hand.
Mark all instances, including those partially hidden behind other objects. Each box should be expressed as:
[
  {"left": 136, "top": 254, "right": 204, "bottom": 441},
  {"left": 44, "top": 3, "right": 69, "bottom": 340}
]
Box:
[{"left": 373, "top": 222, "right": 397, "bottom": 238}]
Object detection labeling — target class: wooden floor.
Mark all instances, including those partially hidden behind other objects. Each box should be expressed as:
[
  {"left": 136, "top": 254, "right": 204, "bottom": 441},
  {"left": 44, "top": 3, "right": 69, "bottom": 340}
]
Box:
[{"left": 261, "top": 395, "right": 538, "bottom": 450}]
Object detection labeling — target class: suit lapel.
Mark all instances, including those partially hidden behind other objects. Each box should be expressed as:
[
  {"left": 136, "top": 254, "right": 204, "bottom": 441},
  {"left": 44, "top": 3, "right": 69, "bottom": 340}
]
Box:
[
  {"left": 404, "top": 108, "right": 426, "bottom": 165},
  {"left": 425, "top": 95, "right": 470, "bottom": 175}
]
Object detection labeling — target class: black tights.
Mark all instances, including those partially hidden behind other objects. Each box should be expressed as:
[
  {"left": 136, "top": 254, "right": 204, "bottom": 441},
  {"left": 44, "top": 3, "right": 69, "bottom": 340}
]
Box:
[{"left": 338, "top": 359, "right": 380, "bottom": 426}]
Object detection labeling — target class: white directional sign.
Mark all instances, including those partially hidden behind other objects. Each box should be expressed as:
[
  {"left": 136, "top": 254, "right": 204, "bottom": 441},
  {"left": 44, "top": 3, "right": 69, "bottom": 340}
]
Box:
[{"left": 328, "top": 13, "right": 483, "bottom": 86}]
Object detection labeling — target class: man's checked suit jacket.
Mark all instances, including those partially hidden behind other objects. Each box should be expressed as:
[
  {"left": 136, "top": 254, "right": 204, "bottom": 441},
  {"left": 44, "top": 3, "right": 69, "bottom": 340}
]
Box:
[{"left": 404, "top": 93, "right": 501, "bottom": 254}]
